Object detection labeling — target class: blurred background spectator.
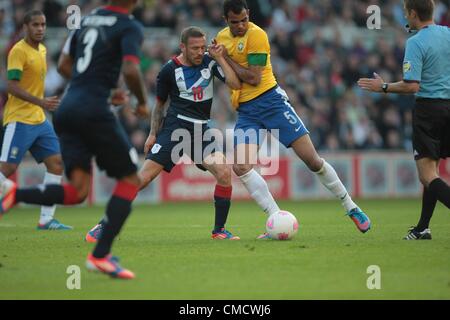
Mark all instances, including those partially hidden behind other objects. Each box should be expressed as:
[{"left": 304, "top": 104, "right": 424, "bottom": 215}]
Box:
[{"left": 1, "top": 0, "right": 449, "bottom": 155}]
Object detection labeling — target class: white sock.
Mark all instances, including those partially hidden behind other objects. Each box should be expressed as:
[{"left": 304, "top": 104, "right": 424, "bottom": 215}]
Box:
[
  {"left": 238, "top": 169, "right": 280, "bottom": 216},
  {"left": 315, "top": 159, "right": 357, "bottom": 213},
  {"left": 0, "top": 172, "right": 7, "bottom": 184},
  {"left": 39, "top": 172, "right": 62, "bottom": 225}
]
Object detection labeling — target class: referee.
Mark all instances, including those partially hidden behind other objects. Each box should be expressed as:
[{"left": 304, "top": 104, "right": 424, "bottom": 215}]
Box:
[{"left": 358, "top": 0, "right": 450, "bottom": 240}]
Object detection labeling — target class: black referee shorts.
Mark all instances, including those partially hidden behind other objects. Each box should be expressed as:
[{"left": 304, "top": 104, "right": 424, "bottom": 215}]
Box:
[{"left": 412, "top": 98, "right": 450, "bottom": 160}]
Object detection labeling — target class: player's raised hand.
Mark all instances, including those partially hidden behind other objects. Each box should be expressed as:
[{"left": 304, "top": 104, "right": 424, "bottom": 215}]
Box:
[
  {"left": 135, "top": 103, "right": 150, "bottom": 119},
  {"left": 40, "top": 96, "right": 60, "bottom": 111},
  {"left": 144, "top": 133, "right": 157, "bottom": 154},
  {"left": 357, "top": 72, "right": 384, "bottom": 92},
  {"left": 110, "top": 88, "right": 130, "bottom": 106}
]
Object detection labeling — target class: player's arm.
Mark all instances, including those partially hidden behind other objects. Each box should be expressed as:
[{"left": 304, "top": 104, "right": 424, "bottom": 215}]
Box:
[
  {"left": 224, "top": 55, "right": 262, "bottom": 86},
  {"left": 357, "top": 73, "right": 420, "bottom": 94},
  {"left": 144, "top": 98, "right": 168, "bottom": 154},
  {"left": 57, "top": 30, "right": 77, "bottom": 79},
  {"left": 57, "top": 53, "right": 73, "bottom": 79},
  {"left": 144, "top": 63, "right": 171, "bottom": 154},
  {"left": 358, "top": 39, "right": 421, "bottom": 94},
  {"left": 121, "top": 24, "right": 149, "bottom": 118},
  {"left": 6, "top": 80, "right": 60, "bottom": 111},
  {"left": 209, "top": 45, "right": 241, "bottom": 90},
  {"left": 7, "top": 48, "right": 59, "bottom": 111},
  {"left": 121, "top": 60, "right": 149, "bottom": 117}
]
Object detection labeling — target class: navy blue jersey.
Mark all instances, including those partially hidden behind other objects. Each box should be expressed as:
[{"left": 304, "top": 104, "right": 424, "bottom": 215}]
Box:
[
  {"left": 62, "top": 6, "right": 143, "bottom": 108},
  {"left": 157, "top": 54, "right": 226, "bottom": 120}
]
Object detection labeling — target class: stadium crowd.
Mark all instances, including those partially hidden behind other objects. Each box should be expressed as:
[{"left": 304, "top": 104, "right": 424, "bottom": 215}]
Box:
[{"left": 1, "top": 0, "right": 449, "bottom": 154}]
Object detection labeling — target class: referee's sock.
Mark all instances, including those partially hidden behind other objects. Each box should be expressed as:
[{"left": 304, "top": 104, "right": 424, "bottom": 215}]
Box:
[
  {"left": 93, "top": 181, "right": 138, "bottom": 258},
  {"left": 429, "top": 178, "right": 450, "bottom": 209},
  {"left": 213, "top": 184, "right": 232, "bottom": 232},
  {"left": 416, "top": 187, "right": 437, "bottom": 231}
]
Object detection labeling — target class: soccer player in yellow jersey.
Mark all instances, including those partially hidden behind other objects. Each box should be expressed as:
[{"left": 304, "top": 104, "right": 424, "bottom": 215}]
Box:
[
  {"left": 216, "top": 0, "right": 371, "bottom": 238},
  {"left": 0, "top": 10, "right": 72, "bottom": 230}
]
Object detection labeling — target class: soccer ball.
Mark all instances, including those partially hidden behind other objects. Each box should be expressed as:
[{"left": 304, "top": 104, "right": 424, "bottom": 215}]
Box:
[{"left": 266, "top": 210, "right": 299, "bottom": 240}]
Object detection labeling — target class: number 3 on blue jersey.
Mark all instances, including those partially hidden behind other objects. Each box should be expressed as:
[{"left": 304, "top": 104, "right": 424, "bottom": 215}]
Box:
[{"left": 77, "top": 28, "right": 98, "bottom": 74}]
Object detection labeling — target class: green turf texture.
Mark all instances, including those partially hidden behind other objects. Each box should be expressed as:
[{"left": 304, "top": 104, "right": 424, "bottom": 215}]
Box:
[{"left": 0, "top": 199, "right": 449, "bottom": 299}]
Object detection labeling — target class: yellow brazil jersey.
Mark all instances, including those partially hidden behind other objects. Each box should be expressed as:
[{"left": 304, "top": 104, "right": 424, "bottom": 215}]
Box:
[
  {"left": 216, "top": 22, "right": 277, "bottom": 108},
  {"left": 4, "top": 39, "right": 47, "bottom": 126}
]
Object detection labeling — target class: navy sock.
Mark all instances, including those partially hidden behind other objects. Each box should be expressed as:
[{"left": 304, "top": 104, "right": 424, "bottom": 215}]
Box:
[
  {"left": 92, "top": 181, "right": 138, "bottom": 258},
  {"left": 213, "top": 185, "right": 232, "bottom": 232},
  {"left": 429, "top": 178, "right": 450, "bottom": 209},
  {"left": 416, "top": 187, "right": 437, "bottom": 231},
  {"left": 16, "top": 184, "right": 65, "bottom": 206},
  {"left": 92, "top": 196, "right": 132, "bottom": 258}
]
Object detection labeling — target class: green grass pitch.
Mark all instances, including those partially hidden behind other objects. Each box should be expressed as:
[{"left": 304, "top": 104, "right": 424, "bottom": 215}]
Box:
[{"left": 0, "top": 199, "right": 449, "bottom": 299}]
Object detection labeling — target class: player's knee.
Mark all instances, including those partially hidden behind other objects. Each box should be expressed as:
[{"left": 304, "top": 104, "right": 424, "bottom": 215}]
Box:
[
  {"left": 138, "top": 169, "right": 155, "bottom": 190},
  {"left": 233, "top": 164, "right": 253, "bottom": 177},
  {"left": 75, "top": 185, "right": 89, "bottom": 202},
  {"left": 46, "top": 158, "right": 64, "bottom": 175},
  {"left": 305, "top": 157, "right": 323, "bottom": 173},
  {"left": 418, "top": 172, "right": 437, "bottom": 188},
  {"left": 215, "top": 167, "right": 231, "bottom": 185},
  {"left": 0, "top": 163, "right": 18, "bottom": 177}
]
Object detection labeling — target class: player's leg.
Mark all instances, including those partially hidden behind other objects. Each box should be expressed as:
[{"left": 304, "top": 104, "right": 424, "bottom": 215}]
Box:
[
  {"left": 290, "top": 134, "right": 370, "bottom": 233},
  {"left": 0, "top": 166, "right": 89, "bottom": 215},
  {"left": 417, "top": 157, "right": 450, "bottom": 209},
  {"left": 0, "top": 122, "right": 22, "bottom": 180},
  {"left": 0, "top": 126, "right": 92, "bottom": 215},
  {"left": 36, "top": 154, "right": 73, "bottom": 230},
  {"left": 405, "top": 101, "right": 450, "bottom": 240},
  {"left": 139, "top": 159, "right": 165, "bottom": 190},
  {"left": 261, "top": 87, "right": 370, "bottom": 233},
  {"left": 86, "top": 159, "right": 165, "bottom": 243},
  {"left": 405, "top": 161, "right": 439, "bottom": 240},
  {"left": 232, "top": 99, "right": 280, "bottom": 218},
  {"left": 84, "top": 117, "right": 140, "bottom": 279},
  {"left": 31, "top": 119, "right": 71, "bottom": 229},
  {"left": 86, "top": 116, "right": 176, "bottom": 244},
  {"left": 86, "top": 172, "right": 140, "bottom": 280},
  {"left": 202, "top": 152, "right": 239, "bottom": 240},
  {"left": 0, "top": 121, "right": 29, "bottom": 186},
  {"left": 233, "top": 144, "right": 280, "bottom": 216},
  {"left": 0, "top": 162, "right": 18, "bottom": 184}
]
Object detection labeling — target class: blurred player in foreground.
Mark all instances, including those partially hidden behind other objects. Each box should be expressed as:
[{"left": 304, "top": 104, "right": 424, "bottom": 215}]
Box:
[{"left": 0, "top": 0, "right": 149, "bottom": 279}]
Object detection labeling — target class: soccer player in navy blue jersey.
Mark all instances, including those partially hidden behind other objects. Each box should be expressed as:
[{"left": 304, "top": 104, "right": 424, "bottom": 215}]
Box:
[
  {"left": 86, "top": 26, "right": 243, "bottom": 242},
  {"left": 358, "top": 0, "right": 450, "bottom": 240},
  {"left": 0, "top": 0, "right": 149, "bottom": 279}
]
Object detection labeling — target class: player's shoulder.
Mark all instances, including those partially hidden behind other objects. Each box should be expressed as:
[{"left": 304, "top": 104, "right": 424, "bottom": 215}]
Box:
[
  {"left": 406, "top": 31, "right": 426, "bottom": 53},
  {"left": 38, "top": 42, "right": 47, "bottom": 53},
  {"left": 216, "top": 27, "right": 231, "bottom": 40},
  {"left": 202, "top": 53, "right": 215, "bottom": 65},
  {"left": 126, "top": 15, "right": 144, "bottom": 32},
  {"left": 159, "top": 58, "right": 177, "bottom": 75},
  {"left": 248, "top": 22, "right": 268, "bottom": 38},
  {"left": 9, "top": 39, "right": 27, "bottom": 55}
]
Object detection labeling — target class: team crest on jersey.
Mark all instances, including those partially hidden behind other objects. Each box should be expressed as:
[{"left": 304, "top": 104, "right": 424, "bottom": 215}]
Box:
[
  {"left": 200, "top": 68, "right": 211, "bottom": 79},
  {"left": 403, "top": 61, "right": 412, "bottom": 73},
  {"left": 238, "top": 42, "right": 244, "bottom": 52},
  {"left": 151, "top": 144, "right": 162, "bottom": 154}
]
